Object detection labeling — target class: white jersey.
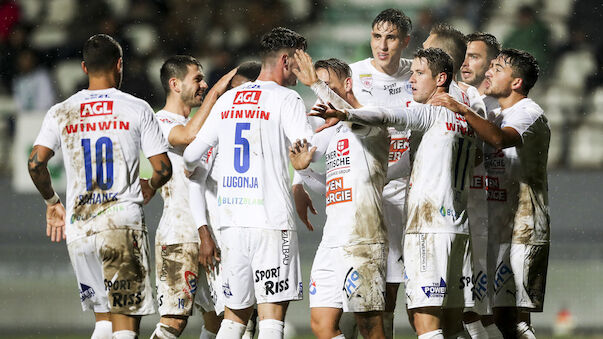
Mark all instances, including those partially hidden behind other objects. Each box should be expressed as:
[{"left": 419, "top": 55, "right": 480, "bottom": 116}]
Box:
[
  {"left": 34, "top": 88, "right": 168, "bottom": 243},
  {"left": 155, "top": 110, "right": 215, "bottom": 245},
  {"left": 350, "top": 58, "right": 413, "bottom": 205},
  {"left": 484, "top": 98, "right": 550, "bottom": 245},
  {"left": 347, "top": 103, "right": 477, "bottom": 234},
  {"left": 189, "top": 80, "right": 314, "bottom": 230}
]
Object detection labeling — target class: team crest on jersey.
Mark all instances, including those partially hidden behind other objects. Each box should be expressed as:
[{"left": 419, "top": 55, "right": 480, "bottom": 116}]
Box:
[
  {"left": 80, "top": 101, "right": 113, "bottom": 117},
  {"left": 405, "top": 82, "right": 413, "bottom": 94},
  {"left": 336, "top": 139, "right": 350, "bottom": 156},
  {"left": 359, "top": 74, "right": 373, "bottom": 89},
  {"left": 233, "top": 90, "right": 261, "bottom": 105}
]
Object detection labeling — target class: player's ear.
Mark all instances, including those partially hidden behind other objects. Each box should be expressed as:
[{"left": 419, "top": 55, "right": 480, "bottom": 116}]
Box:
[
  {"left": 282, "top": 53, "right": 289, "bottom": 69},
  {"left": 81, "top": 61, "right": 88, "bottom": 75},
  {"left": 402, "top": 34, "right": 411, "bottom": 49},
  {"left": 435, "top": 72, "right": 448, "bottom": 87},
  {"left": 344, "top": 77, "right": 353, "bottom": 92},
  {"left": 511, "top": 77, "right": 523, "bottom": 92},
  {"left": 116, "top": 57, "right": 123, "bottom": 72},
  {"left": 169, "top": 77, "right": 180, "bottom": 93}
]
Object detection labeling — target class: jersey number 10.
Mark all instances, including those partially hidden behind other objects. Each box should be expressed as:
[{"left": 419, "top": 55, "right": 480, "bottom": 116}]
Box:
[{"left": 81, "top": 137, "right": 114, "bottom": 191}]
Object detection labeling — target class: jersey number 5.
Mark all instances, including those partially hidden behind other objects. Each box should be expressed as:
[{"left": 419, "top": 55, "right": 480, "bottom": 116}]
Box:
[
  {"left": 81, "top": 137, "right": 114, "bottom": 191},
  {"left": 234, "top": 122, "right": 250, "bottom": 173}
]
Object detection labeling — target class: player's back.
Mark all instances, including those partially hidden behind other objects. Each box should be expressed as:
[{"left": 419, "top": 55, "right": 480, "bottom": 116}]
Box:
[
  {"left": 35, "top": 88, "right": 168, "bottom": 243},
  {"left": 198, "top": 80, "right": 313, "bottom": 230},
  {"left": 406, "top": 105, "right": 477, "bottom": 235}
]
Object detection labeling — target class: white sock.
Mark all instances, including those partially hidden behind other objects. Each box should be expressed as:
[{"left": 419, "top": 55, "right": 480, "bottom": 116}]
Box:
[
  {"left": 112, "top": 330, "right": 137, "bottom": 339},
  {"left": 517, "top": 321, "right": 536, "bottom": 339},
  {"left": 151, "top": 322, "right": 179, "bottom": 339},
  {"left": 200, "top": 325, "right": 218, "bottom": 339},
  {"left": 91, "top": 320, "right": 112, "bottom": 339},
  {"left": 216, "top": 319, "right": 247, "bottom": 339},
  {"left": 332, "top": 334, "right": 345, "bottom": 339},
  {"left": 464, "top": 321, "right": 488, "bottom": 339},
  {"left": 485, "top": 324, "right": 504, "bottom": 339},
  {"left": 418, "top": 329, "right": 444, "bottom": 339},
  {"left": 339, "top": 312, "right": 358, "bottom": 339},
  {"left": 383, "top": 312, "right": 394, "bottom": 339},
  {"left": 445, "top": 331, "right": 468, "bottom": 339},
  {"left": 258, "top": 319, "right": 284, "bottom": 339}
]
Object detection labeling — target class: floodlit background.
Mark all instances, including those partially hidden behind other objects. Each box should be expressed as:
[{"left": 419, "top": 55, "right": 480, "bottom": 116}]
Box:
[{"left": 1, "top": 0, "right": 602, "bottom": 337}]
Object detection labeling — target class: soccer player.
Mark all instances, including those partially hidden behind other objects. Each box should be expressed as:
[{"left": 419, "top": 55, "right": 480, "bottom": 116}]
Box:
[
  {"left": 28, "top": 34, "right": 172, "bottom": 339},
  {"left": 422, "top": 24, "right": 491, "bottom": 338},
  {"left": 460, "top": 32, "right": 505, "bottom": 339},
  {"left": 348, "top": 9, "right": 414, "bottom": 338},
  {"left": 432, "top": 49, "right": 550, "bottom": 339},
  {"left": 291, "top": 52, "right": 393, "bottom": 339},
  {"left": 229, "top": 61, "right": 262, "bottom": 89},
  {"left": 311, "top": 48, "right": 478, "bottom": 339},
  {"left": 182, "top": 27, "right": 312, "bottom": 339},
  {"left": 149, "top": 55, "right": 235, "bottom": 339}
]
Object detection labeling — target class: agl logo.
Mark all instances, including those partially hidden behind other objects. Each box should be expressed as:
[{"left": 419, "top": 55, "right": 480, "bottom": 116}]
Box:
[
  {"left": 233, "top": 90, "right": 261, "bottom": 105},
  {"left": 80, "top": 101, "right": 113, "bottom": 117}
]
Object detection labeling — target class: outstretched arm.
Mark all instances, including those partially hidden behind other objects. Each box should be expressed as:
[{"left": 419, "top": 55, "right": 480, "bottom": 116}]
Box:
[
  {"left": 28, "top": 145, "right": 66, "bottom": 243},
  {"left": 430, "top": 93, "right": 521, "bottom": 149}
]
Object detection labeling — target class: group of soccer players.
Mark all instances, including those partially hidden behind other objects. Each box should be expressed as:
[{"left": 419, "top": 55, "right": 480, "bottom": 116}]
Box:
[{"left": 28, "top": 6, "right": 550, "bottom": 339}]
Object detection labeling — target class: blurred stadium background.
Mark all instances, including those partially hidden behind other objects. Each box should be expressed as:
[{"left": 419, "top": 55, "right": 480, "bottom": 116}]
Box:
[{"left": 1, "top": 0, "right": 602, "bottom": 337}]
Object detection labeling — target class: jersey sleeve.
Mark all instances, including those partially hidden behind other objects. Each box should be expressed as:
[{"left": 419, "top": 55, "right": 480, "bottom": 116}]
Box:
[
  {"left": 296, "top": 167, "right": 326, "bottom": 195},
  {"left": 195, "top": 103, "right": 221, "bottom": 146},
  {"left": 140, "top": 105, "right": 169, "bottom": 158},
  {"left": 188, "top": 167, "right": 209, "bottom": 228},
  {"left": 156, "top": 114, "right": 180, "bottom": 141},
  {"left": 500, "top": 104, "right": 542, "bottom": 141},
  {"left": 347, "top": 104, "right": 440, "bottom": 132},
  {"left": 183, "top": 138, "right": 212, "bottom": 172},
  {"left": 281, "top": 92, "right": 314, "bottom": 144},
  {"left": 310, "top": 81, "right": 353, "bottom": 110},
  {"left": 33, "top": 107, "right": 61, "bottom": 152}
]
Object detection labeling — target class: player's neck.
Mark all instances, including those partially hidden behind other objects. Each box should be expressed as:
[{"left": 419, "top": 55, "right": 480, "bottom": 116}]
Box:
[
  {"left": 257, "top": 68, "right": 286, "bottom": 86},
  {"left": 163, "top": 96, "right": 192, "bottom": 118},
  {"left": 371, "top": 59, "right": 399, "bottom": 76},
  {"left": 498, "top": 92, "right": 526, "bottom": 110},
  {"left": 347, "top": 93, "right": 362, "bottom": 109},
  {"left": 87, "top": 75, "right": 117, "bottom": 91}
]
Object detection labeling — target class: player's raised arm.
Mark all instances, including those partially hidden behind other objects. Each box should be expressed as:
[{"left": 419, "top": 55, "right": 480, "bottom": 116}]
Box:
[
  {"left": 28, "top": 145, "right": 66, "bottom": 242},
  {"left": 431, "top": 92, "right": 521, "bottom": 150}
]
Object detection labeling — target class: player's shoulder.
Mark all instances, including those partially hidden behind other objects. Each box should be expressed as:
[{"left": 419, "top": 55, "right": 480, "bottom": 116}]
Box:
[
  {"left": 111, "top": 89, "right": 153, "bottom": 111},
  {"left": 349, "top": 58, "right": 371, "bottom": 75},
  {"left": 509, "top": 98, "right": 544, "bottom": 118},
  {"left": 155, "top": 109, "right": 184, "bottom": 126}
]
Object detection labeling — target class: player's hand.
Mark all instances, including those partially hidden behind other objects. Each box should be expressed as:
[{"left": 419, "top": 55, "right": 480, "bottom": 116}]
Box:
[
  {"left": 291, "top": 49, "right": 318, "bottom": 86},
  {"left": 309, "top": 103, "right": 347, "bottom": 132},
  {"left": 430, "top": 93, "right": 466, "bottom": 115},
  {"left": 288, "top": 139, "right": 316, "bottom": 170},
  {"left": 139, "top": 178, "right": 156, "bottom": 204},
  {"left": 292, "top": 184, "right": 317, "bottom": 231},
  {"left": 46, "top": 202, "right": 66, "bottom": 242},
  {"left": 198, "top": 226, "right": 220, "bottom": 273},
  {"left": 211, "top": 68, "right": 238, "bottom": 96}
]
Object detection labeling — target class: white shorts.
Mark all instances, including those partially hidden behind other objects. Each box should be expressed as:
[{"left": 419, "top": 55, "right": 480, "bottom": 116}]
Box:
[
  {"left": 67, "top": 229, "right": 155, "bottom": 315},
  {"left": 156, "top": 242, "right": 199, "bottom": 316},
  {"left": 219, "top": 227, "right": 303, "bottom": 309},
  {"left": 195, "top": 229, "right": 226, "bottom": 316},
  {"left": 383, "top": 201, "right": 405, "bottom": 283},
  {"left": 404, "top": 233, "right": 472, "bottom": 309},
  {"left": 464, "top": 233, "right": 492, "bottom": 315},
  {"left": 309, "top": 243, "right": 386, "bottom": 312},
  {"left": 492, "top": 242, "right": 549, "bottom": 312}
]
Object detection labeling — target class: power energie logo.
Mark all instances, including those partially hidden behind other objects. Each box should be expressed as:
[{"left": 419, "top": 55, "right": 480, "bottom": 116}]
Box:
[
  {"left": 233, "top": 90, "right": 261, "bottom": 105},
  {"left": 80, "top": 101, "right": 113, "bottom": 117},
  {"left": 326, "top": 177, "right": 352, "bottom": 206}
]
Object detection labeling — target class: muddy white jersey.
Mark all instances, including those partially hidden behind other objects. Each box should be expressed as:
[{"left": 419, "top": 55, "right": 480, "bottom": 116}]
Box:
[
  {"left": 191, "top": 80, "right": 314, "bottom": 230},
  {"left": 347, "top": 103, "right": 477, "bottom": 234},
  {"left": 34, "top": 88, "right": 168, "bottom": 243},
  {"left": 484, "top": 98, "right": 550, "bottom": 245},
  {"left": 350, "top": 58, "right": 413, "bottom": 205},
  {"left": 155, "top": 110, "right": 216, "bottom": 245}
]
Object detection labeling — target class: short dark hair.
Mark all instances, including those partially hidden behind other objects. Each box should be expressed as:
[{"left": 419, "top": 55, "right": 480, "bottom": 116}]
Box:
[
  {"left": 466, "top": 32, "right": 501, "bottom": 61},
  {"left": 429, "top": 23, "right": 467, "bottom": 74},
  {"left": 372, "top": 8, "right": 412, "bottom": 37},
  {"left": 314, "top": 58, "right": 352, "bottom": 80},
  {"left": 83, "top": 34, "right": 122, "bottom": 73},
  {"left": 236, "top": 61, "right": 262, "bottom": 81},
  {"left": 259, "top": 27, "right": 307, "bottom": 59},
  {"left": 414, "top": 48, "right": 454, "bottom": 88},
  {"left": 160, "top": 55, "right": 202, "bottom": 94},
  {"left": 499, "top": 48, "right": 539, "bottom": 95}
]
